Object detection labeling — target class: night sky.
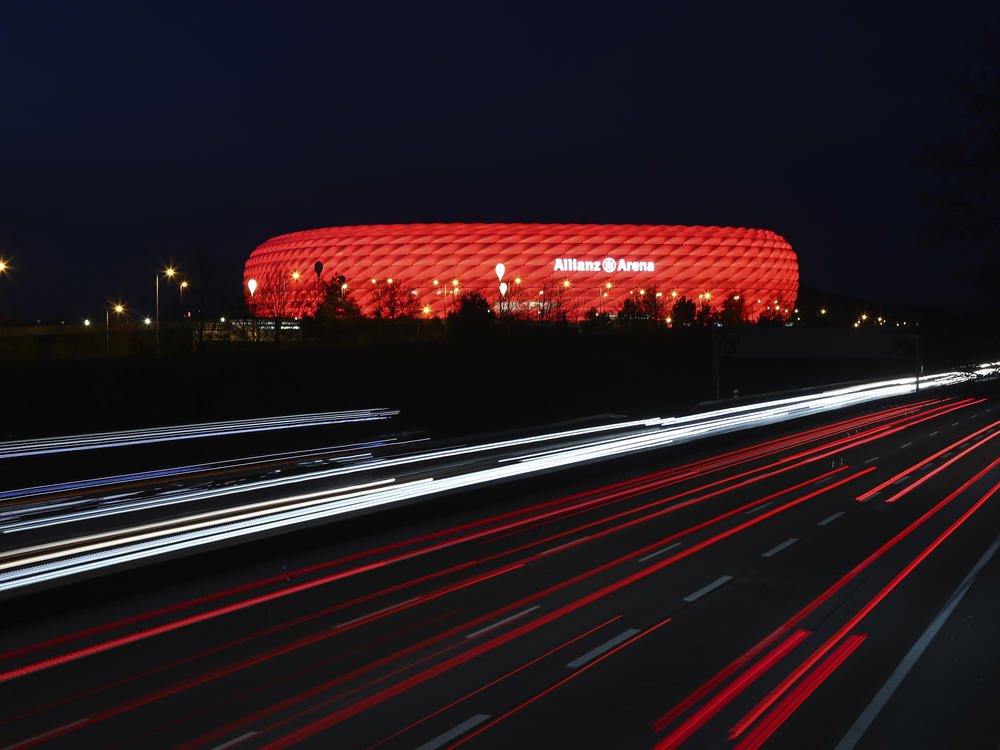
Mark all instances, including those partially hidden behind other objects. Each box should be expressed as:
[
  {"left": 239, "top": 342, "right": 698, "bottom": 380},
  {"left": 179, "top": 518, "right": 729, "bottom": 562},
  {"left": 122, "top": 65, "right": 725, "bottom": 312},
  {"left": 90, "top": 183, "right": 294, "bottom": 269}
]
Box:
[{"left": 1, "top": 1, "right": 996, "bottom": 322}]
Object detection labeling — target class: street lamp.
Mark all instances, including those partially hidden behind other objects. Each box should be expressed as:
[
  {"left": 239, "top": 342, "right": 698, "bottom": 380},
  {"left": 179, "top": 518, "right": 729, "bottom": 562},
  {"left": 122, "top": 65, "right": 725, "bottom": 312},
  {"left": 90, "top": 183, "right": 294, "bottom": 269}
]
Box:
[
  {"left": 107, "top": 303, "right": 124, "bottom": 351},
  {"left": 179, "top": 280, "right": 189, "bottom": 310},
  {"left": 448, "top": 279, "right": 459, "bottom": 317},
  {"left": 156, "top": 267, "right": 177, "bottom": 350},
  {"left": 0, "top": 260, "right": 8, "bottom": 316}
]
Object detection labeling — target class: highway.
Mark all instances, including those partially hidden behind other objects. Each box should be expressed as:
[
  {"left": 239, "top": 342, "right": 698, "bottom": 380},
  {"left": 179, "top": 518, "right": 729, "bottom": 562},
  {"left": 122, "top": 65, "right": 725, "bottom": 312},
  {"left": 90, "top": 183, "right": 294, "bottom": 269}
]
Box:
[{"left": 1, "top": 371, "right": 999, "bottom": 749}]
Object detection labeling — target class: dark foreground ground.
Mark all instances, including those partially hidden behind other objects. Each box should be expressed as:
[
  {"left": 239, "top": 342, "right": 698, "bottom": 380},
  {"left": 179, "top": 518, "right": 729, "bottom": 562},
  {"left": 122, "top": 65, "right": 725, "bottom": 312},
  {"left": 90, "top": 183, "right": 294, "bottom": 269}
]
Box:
[{"left": 0, "top": 327, "right": 930, "bottom": 440}]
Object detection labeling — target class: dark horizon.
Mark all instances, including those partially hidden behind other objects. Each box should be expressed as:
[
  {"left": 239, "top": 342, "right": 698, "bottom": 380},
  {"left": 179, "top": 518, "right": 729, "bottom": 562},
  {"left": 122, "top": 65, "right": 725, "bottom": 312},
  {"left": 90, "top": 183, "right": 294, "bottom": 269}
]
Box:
[{"left": 1, "top": 1, "right": 997, "bottom": 322}]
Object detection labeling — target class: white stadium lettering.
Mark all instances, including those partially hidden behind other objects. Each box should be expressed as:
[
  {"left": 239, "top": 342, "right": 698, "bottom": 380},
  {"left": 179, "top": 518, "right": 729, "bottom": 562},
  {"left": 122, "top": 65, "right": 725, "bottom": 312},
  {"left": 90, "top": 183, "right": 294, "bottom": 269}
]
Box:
[{"left": 552, "top": 257, "right": 655, "bottom": 274}]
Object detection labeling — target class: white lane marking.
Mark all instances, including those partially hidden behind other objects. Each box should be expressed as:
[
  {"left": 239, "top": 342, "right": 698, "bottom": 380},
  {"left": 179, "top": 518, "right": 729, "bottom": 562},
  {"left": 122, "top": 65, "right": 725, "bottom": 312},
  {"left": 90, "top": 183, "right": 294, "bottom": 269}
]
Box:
[
  {"left": 4, "top": 719, "right": 89, "bottom": 750},
  {"left": 416, "top": 714, "right": 491, "bottom": 750},
  {"left": 639, "top": 542, "right": 681, "bottom": 562},
  {"left": 211, "top": 732, "right": 257, "bottom": 750},
  {"left": 892, "top": 477, "right": 910, "bottom": 485},
  {"left": 566, "top": 628, "right": 640, "bottom": 668},
  {"left": 952, "top": 421, "right": 960, "bottom": 426},
  {"left": 863, "top": 456, "right": 879, "bottom": 464},
  {"left": 684, "top": 575, "right": 734, "bottom": 602},
  {"left": 929, "top": 431, "right": 939, "bottom": 436},
  {"left": 818, "top": 511, "right": 846, "bottom": 526},
  {"left": 465, "top": 607, "right": 540, "bottom": 639},
  {"left": 745, "top": 501, "right": 773, "bottom": 515},
  {"left": 540, "top": 536, "right": 590, "bottom": 556},
  {"left": 762, "top": 538, "right": 798, "bottom": 558},
  {"left": 835, "top": 531, "right": 1000, "bottom": 750},
  {"left": 900, "top": 442, "right": 912, "bottom": 449}
]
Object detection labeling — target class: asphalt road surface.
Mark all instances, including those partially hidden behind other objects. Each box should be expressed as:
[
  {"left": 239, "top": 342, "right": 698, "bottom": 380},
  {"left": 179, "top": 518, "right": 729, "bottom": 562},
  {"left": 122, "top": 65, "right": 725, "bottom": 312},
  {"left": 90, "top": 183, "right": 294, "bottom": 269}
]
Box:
[{"left": 1, "top": 380, "right": 999, "bottom": 749}]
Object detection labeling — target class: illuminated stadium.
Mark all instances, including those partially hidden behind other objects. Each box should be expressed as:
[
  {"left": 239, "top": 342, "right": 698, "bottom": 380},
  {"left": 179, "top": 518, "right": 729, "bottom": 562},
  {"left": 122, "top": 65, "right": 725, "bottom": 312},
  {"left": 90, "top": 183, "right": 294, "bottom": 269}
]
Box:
[{"left": 243, "top": 223, "right": 798, "bottom": 321}]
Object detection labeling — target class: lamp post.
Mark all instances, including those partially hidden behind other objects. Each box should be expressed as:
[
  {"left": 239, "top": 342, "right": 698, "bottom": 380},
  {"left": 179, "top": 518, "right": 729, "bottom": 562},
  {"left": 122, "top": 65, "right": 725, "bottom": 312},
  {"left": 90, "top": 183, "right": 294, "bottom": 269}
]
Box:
[
  {"left": 179, "top": 280, "right": 188, "bottom": 312},
  {"left": 156, "top": 267, "right": 176, "bottom": 350},
  {"left": 313, "top": 261, "right": 323, "bottom": 306},
  {"left": 106, "top": 303, "right": 124, "bottom": 352},
  {"left": 247, "top": 278, "right": 258, "bottom": 341},
  {"left": 0, "top": 260, "right": 6, "bottom": 320}
]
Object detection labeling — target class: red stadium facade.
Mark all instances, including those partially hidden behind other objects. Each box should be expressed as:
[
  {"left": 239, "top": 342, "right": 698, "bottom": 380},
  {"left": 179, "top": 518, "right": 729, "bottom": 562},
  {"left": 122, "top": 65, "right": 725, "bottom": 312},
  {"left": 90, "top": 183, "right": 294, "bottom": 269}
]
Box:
[{"left": 243, "top": 223, "right": 798, "bottom": 321}]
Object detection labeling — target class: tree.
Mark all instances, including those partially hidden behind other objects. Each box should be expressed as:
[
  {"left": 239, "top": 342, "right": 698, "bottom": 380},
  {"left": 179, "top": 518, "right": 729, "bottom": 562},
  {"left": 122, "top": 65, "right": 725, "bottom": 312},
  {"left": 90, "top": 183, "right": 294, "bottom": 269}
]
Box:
[
  {"left": 636, "top": 287, "right": 667, "bottom": 321},
  {"left": 314, "top": 278, "right": 363, "bottom": 319},
  {"left": 370, "top": 279, "right": 421, "bottom": 319},
  {"left": 670, "top": 296, "right": 696, "bottom": 326},
  {"left": 447, "top": 292, "right": 495, "bottom": 341},
  {"left": 616, "top": 296, "right": 647, "bottom": 323},
  {"left": 449, "top": 292, "right": 493, "bottom": 321},
  {"left": 533, "top": 279, "right": 572, "bottom": 323},
  {"left": 756, "top": 307, "right": 787, "bottom": 326},
  {"left": 584, "top": 306, "right": 612, "bottom": 327},
  {"left": 247, "top": 268, "right": 301, "bottom": 343},
  {"left": 493, "top": 278, "right": 530, "bottom": 320},
  {"left": 695, "top": 300, "right": 718, "bottom": 326},
  {"left": 720, "top": 295, "right": 746, "bottom": 326}
]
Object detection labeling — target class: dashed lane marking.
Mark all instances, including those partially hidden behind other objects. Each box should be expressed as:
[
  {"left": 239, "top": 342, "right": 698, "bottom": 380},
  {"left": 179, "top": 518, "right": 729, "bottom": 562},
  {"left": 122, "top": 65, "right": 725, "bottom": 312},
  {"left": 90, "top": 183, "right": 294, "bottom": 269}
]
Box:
[
  {"left": 415, "top": 715, "right": 491, "bottom": 750},
  {"left": 639, "top": 542, "right": 681, "bottom": 562},
  {"left": 762, "top": 538, "right": 798, "bottom": 558},
  {"left": 566, "top": 629, "right": 641, "bottom": 669},
  {"left": 684, "top": 575, "right": 734, "bottom": 603},
  {"left": 818, "top": 511, "right": 846, "bottom": 526}
]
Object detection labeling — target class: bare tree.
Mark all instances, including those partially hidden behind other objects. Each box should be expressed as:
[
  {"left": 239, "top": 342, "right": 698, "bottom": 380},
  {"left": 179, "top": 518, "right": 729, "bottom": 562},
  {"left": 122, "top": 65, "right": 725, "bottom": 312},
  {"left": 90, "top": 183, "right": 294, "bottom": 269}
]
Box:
[
  {"left": 636, "top": 286, "right": 668, "bottom": 322},
  {"left": 370, "top": 278, "right": 421, "bottom": 319}
]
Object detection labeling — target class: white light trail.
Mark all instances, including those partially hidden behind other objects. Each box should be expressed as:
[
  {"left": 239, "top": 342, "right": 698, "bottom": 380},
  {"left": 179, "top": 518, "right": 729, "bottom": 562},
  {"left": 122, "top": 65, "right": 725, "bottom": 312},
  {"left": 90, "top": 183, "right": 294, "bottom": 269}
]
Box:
[
  {"left": 0, "top": 408, "right": 397, "bottom": 459},
  {"left": 0, "top": 364, "right": 996, "bottom": 593}
]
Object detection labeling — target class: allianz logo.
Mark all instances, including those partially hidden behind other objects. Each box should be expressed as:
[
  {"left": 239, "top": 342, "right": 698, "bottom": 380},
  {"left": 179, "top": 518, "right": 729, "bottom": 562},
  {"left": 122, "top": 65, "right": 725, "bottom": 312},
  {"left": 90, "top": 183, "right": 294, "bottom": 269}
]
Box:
[{"left": 552, "top": 257, "right": 655, "bottom": 273}]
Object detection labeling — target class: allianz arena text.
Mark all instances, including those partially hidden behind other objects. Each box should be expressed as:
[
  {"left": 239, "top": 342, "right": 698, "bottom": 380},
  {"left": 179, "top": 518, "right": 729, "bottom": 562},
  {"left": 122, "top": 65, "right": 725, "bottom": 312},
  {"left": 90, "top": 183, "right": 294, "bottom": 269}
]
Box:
[{"left": 244, "top": 223, "right": 798, "bottom": 321}]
